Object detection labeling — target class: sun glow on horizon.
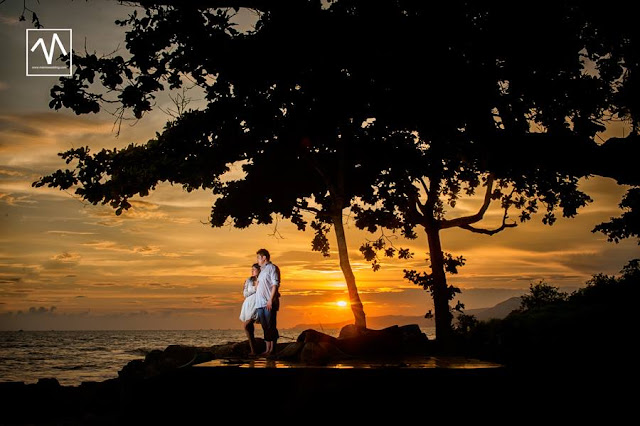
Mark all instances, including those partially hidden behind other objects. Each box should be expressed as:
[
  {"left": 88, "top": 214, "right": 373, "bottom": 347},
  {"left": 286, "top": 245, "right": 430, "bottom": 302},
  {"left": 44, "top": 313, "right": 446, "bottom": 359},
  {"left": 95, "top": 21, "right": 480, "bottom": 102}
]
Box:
[{"left": 336, "top": 300, "right": 348, "bottom": 307}]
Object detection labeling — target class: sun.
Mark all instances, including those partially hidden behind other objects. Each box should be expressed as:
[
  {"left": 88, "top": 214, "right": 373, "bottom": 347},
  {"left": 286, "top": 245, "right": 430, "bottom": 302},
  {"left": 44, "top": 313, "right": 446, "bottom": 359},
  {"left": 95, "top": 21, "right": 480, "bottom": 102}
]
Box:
[{"left": 336, "top": 300, "right": 348, "bottom": 307}]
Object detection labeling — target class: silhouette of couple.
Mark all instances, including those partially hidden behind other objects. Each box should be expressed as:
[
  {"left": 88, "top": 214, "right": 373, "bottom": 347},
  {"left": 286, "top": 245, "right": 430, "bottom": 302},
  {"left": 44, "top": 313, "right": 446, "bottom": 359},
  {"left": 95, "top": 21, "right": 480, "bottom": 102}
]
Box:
[{"left": 240, "top": 248, "right": 281, "bottom": 357}]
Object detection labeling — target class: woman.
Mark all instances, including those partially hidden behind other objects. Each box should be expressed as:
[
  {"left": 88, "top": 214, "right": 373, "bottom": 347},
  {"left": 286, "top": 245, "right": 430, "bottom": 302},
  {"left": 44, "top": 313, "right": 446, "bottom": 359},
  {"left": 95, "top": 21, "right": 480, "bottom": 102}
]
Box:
[{"left": 239, "top": 263, "right": 260, "bottom": 355}]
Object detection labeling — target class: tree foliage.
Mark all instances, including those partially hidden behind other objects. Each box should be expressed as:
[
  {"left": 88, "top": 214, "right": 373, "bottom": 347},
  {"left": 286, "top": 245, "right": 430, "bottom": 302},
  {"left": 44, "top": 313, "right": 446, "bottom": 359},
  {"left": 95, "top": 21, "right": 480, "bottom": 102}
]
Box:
[
  {"left": 519, "top": 281, "right": 569, "bottom": 312},
  {"left": 593, "top": 187, "right": 640, "bottom": 244},
  {"left": 24, "top": 0, "right": 640, "bottom": 338},
  {"left": 454, "top": 259, "right": 640, "bottom": 366},
  {"left": 346, "top": 0, "right": 639, "bottom": 339}
]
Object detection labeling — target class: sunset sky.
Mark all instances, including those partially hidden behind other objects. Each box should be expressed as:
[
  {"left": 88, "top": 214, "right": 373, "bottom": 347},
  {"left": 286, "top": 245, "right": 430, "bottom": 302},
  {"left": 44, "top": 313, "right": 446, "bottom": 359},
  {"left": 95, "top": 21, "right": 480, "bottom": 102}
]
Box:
[{"left": 1, "top": 1, "right": 637, "bottom": 330}]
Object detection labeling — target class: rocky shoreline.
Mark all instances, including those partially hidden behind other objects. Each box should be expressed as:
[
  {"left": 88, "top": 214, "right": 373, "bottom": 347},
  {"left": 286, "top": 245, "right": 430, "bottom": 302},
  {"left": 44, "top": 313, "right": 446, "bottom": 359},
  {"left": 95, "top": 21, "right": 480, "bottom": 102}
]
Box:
[
  {"left": 0, "top": 324, "right": 630, "bottom": 423},
  {"left": 117, "top": 324, "right": 432, "bottom": 381}
]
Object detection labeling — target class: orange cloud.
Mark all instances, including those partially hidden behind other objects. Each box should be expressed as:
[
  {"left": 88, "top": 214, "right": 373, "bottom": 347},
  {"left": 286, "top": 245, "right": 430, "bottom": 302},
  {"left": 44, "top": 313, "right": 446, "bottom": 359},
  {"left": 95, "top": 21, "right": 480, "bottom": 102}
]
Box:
[
  {"left": 82, "top": 199, "right": 196, "bottom": 226},
  {"left": 0, "top": 192, "right": 36, "bottom": 206},
  {"left": 0, "top": 112, "right": 112, "bottom": 137}
]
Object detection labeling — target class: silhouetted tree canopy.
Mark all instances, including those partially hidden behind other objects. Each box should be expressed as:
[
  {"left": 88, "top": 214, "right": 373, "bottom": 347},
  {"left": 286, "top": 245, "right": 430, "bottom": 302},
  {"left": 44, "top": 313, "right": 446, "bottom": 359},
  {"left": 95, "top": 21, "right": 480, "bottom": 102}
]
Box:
[
  {"left": 345, "top": 0, "right": 640, "bottom": 339},
  {"left": 29, "top": 0, "right": 640, "bottom": 339},
  {"left": 593, "top": 187, "right": 640, "bottom": 244}
]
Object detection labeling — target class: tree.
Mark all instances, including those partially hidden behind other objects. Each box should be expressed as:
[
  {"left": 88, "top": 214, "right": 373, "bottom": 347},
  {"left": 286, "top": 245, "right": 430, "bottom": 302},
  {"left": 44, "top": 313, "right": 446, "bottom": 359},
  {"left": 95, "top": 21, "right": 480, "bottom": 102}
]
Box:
[
  {"left": 579, "top": 2, "right": 640, "bottom": 244},
  {"left": 519, "top": 282, "right": 569, "bottom": 312},
  {"left": 593, "top": 187, "right": 640, "bottom": 244},
  {"left": 30, "top": 0, "right": 425, "bottom": 330},
  {"left": 27, "top": 1, "right": 639, "bottom": 341},
  {"left": 352, "top": 1, "right": 639, "bottom": 342}
]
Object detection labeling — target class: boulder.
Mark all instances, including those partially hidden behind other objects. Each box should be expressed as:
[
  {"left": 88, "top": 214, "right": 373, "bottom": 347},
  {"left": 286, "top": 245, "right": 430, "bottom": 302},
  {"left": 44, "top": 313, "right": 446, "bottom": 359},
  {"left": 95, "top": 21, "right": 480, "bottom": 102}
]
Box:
[
  {"left": 190, "top": 351, "right": 215, "bottom": 365},
  {"left": 299, "top": 340, "right": 351, "bottom": 364},
  {"left": 162, "top": 345, "right": 198, "bottom": 368},
  {"left": 299, "top": 342, "right": 331, "bottom": 364},
  {"left": 397, "top": 324, "right": 430, "bottom": 352},
  {"left": 317, "top": 341, "right": 350, "bottom": 361},
  {"left": 336, "top": 329, "right": 401, "bottom": 357},
  {"left": 144, "top": 349, "right": 164, "bottom": 364},
  {"left": 119, "top": 344, "right": 211, "bottom": 381},
  {"left": 338, "top": 324, "right": 366, "bottom": 339},
  {"left": 209, "top": 339, "right": 266, "bottom": 358},
  {"left": 118, "top": 359, "right": 146, "bottom": 381},
  {"left": 296, "top": 329, "right": 338, "bottom": 344},
  {"left": 335, "top": 324, "right": 429, "bottom": 357},
  {"left": 275, "top": 342, "right": 305, "bottom": 360}
]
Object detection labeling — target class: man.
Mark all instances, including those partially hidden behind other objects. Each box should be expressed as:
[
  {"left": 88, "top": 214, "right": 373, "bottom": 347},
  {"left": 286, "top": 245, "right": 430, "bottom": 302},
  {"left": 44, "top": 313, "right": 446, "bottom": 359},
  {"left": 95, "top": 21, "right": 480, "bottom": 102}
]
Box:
[{"left": 255, "top": 248, "right": 280, "bottom": 356}]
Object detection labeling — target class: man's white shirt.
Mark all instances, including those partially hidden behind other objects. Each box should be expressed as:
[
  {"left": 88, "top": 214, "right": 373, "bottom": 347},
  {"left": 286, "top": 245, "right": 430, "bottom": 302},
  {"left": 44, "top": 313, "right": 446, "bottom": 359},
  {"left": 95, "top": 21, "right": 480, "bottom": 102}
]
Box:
[{"left": 256, "top": 261, "right": 280, "bottom": 309}]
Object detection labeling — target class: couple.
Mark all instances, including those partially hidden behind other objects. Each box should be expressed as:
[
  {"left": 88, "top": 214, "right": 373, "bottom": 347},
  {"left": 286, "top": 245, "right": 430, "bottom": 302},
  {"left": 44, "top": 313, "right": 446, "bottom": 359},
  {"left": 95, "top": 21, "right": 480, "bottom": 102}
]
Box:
[{"left": 240, "top": 248, "right": 280, "bottom": 357}]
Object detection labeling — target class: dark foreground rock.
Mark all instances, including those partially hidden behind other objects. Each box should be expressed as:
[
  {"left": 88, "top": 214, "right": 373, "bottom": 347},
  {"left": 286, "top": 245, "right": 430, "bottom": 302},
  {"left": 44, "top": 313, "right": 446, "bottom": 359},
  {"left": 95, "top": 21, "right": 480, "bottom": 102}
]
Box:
[
  {"left": 117, "top": 324, "right": 431, "bottom": 377},
  {"left": 0, "top": 325, "right": 632, "bottom": 424},
  {"left": 278, "top": 324, "right": 431, "bottom": 364}
]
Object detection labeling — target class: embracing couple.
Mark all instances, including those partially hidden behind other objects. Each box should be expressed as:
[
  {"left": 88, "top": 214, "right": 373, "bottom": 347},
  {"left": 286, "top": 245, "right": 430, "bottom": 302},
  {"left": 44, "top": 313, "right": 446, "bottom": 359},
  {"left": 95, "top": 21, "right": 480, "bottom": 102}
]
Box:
[{"left": 239, "top": 248, "right": 280, "bottom": 357}]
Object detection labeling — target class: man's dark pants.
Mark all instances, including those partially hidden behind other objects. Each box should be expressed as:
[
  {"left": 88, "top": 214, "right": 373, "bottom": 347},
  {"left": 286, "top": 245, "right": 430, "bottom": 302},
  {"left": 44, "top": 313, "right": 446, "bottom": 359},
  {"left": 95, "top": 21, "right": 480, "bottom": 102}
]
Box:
[{"left": 257, "top": 306, "right": 279, "bottom": 342}]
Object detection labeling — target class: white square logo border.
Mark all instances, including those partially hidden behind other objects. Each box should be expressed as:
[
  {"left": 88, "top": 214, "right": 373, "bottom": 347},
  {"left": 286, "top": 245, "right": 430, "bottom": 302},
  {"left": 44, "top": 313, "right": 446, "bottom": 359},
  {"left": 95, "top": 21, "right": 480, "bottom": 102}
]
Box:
[{"left": 26, "top": 28, "right": 73, "bottom": 77}]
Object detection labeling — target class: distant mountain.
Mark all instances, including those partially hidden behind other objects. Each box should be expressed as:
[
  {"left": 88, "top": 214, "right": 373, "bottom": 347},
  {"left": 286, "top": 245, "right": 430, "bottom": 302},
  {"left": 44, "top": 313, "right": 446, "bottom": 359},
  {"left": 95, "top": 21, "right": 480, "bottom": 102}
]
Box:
[
  {"left": 290, "top": 297, "right": 522, "bottom": 331},
  {"left": 463, "top": 297, "right": 522, "bottom": 321}
]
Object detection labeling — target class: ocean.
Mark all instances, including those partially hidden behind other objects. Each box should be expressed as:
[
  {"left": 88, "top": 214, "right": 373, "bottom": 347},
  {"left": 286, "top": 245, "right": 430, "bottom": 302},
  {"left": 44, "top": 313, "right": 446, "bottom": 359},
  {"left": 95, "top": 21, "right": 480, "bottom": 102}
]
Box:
[{"left": 0, "top": 328, "right": 344, "bottom": 385}]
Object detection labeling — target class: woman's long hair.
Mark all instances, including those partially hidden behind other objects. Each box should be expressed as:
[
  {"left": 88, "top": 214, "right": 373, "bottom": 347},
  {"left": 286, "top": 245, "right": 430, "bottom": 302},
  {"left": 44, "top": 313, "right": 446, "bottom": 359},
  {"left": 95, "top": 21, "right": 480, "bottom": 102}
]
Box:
[{"left": 250, "top": 263, "right": 260, "bottom": 282}]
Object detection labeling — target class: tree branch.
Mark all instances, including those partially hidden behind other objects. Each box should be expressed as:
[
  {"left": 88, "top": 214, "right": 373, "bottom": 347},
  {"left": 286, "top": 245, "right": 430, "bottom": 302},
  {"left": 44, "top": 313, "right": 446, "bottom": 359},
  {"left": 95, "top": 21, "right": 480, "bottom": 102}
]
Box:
[
  {"left": 136, "top": 0, "right": 276, "bottom": 10},
  {"left": 441, "top": 173, "right": 495, "bottom": 229},
  {"left": 419, "top": 177, "right": 429, "bottom": 199},
  {"left": 294, "top": 202, "right": 332, "bottom": 222},
  {"left": 267, "top": 214, "right": 285, "bottom": 239},
  {"left": 297, "top": 205, "right": 320, "bottom": 215},
  {"left": 459, "top": 221, "right": 517, "bottom": 235},
  {"left": 407, "top": 186, "right": 426, "bottom": 222},
  {"left": 295, "top": 202, "right": 321, "bottom": 215},
  {"left": 424, "top": 171, "right": 443, "bottom": 213},
  {"left": 459, "top": 194, "right": 517, "bottom": 235}
]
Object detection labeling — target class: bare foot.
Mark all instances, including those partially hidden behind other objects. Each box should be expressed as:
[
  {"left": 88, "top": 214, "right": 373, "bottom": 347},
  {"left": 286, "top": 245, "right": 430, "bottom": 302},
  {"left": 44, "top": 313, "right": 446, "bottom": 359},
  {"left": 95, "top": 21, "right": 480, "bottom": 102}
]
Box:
[{"left": 259, "top": 351, "right": 270, "bottom": 357}]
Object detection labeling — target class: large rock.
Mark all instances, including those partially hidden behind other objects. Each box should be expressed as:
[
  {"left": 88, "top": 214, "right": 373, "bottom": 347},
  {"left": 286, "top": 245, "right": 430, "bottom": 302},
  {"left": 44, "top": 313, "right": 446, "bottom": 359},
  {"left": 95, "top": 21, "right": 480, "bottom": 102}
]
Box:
[
  {"left": 162, "top": 345, "right": 198, "bottom": 368},
  {"left": 336, "top": 328, "right": 401, "bottom": 356},
  {"left": 299, "top": 341, "right": 348, "bottom": 364},
  {"left": 275, "top": 342, "right": 305, "bottom": 360},
  {"left": 120, "top": 325, "right": 429, "bottom": 378},
  {"left": 119, "top": 359, "right": 146, "bottom": 381},
  {"left": 119, "top": 344, "right": 211, "bottom": 381},
  {"left": 335, "top": 324, "right": 429, "bottom": 357},
  {"left": 338, "top": 324, "right": 366, "bottom": 339},
  {"left": 209, "top": 339, "right": 266, "bottom": 358},
  {"left": 296, "top": 329, "right": 338, "bottom": 344},
  {"left": 397, "top": 324, "right": 430, "bottom": 352}
]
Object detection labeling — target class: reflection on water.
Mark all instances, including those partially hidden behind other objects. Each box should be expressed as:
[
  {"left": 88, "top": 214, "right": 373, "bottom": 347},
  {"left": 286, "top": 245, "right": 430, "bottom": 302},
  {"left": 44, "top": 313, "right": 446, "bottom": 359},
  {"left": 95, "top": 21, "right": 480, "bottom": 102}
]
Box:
[{"left": 196, "top": 356, "right": 502, "bottom": 369}]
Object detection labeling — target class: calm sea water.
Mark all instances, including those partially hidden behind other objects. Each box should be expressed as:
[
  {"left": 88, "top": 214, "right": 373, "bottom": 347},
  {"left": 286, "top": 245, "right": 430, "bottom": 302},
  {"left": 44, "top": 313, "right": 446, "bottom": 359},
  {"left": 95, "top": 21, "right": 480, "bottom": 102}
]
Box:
[{"left": 0, "top": 329, "right": 329, "bottom": 385}]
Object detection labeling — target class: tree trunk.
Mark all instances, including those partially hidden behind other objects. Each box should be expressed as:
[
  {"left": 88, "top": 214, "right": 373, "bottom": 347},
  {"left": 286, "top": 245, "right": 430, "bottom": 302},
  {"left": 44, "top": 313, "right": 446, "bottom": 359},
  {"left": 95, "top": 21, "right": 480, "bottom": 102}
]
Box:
[
  {"left": 425, "top": 225, "right": 452, "bottom": 343},
  {"left": 332, "top": 210, "right": 367, "bottom": 330}
]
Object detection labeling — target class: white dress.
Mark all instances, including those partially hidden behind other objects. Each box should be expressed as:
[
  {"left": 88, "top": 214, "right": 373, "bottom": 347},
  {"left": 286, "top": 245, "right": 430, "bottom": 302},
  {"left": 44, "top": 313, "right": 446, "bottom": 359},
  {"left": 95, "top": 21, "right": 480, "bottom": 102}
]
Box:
[{"left": 239, "top": 278, "right": 259, "bottom": 322}]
